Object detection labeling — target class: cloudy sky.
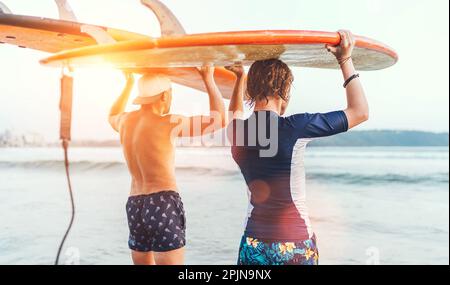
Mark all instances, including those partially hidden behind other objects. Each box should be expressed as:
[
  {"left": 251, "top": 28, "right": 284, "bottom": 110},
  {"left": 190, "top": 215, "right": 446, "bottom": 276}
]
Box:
[{"left": 0, "top": 0, "right": 448, "bottom": 140}]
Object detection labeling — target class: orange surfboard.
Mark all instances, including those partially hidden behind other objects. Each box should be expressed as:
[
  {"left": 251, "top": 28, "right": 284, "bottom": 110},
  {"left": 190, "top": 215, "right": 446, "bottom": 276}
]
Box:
[
  {"left": 2, "top": 0, "right": 398, "bottom": 100},
  {"left": 0, "top": 14, "right": 237, "bottom": 98},
  {"left": 40, "top": 30, "right": 398, "bottom": 72}
]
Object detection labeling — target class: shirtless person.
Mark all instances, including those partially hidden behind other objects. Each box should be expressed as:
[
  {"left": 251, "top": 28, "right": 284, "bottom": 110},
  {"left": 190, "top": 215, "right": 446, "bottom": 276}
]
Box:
[{"left": 109, "top": 67, "right": 226, "bottom": 265}]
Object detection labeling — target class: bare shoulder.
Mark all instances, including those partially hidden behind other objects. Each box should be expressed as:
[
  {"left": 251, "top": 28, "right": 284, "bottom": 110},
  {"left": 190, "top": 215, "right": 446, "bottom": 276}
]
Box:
[{"left": 121, "top": 111, "right": 139, "bottom": 122}]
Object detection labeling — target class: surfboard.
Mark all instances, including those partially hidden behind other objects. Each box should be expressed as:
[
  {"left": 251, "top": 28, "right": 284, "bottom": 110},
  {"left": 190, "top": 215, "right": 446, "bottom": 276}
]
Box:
[
  {"left": 2, "top": 0, "right": 398, "bottom": 100},
  {"left": 0, "top": 14, "right": 237, "bottom": 98},
  {"left": 39, "top": 30, "right": 398, "bottom": 72},
  {"left": 0, "top": 14, "right": 148, "bottom": 52}
]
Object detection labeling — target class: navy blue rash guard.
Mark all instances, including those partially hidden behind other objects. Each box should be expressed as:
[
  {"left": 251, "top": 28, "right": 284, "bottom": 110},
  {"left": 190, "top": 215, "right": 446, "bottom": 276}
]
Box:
[{"left": 228, "top": 111, "right": 349, "bottom": 241}]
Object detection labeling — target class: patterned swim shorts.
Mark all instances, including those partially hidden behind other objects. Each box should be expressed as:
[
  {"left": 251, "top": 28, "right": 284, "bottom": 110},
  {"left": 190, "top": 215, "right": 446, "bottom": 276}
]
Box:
[
  {"left": 238, "top": 235, "right": 319, "bottom": 265},
  {"left": 126, "top": 191, "right": 186, "bottom": 253}
]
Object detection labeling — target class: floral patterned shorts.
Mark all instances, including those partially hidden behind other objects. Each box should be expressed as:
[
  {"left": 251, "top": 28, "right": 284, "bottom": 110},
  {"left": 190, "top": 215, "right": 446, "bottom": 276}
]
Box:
[{"left": 238, "top": 235, "right": 319, "bottom": 265}]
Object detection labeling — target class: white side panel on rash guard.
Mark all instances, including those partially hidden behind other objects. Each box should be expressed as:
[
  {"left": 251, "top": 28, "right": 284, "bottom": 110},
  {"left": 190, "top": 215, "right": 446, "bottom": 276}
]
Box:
[
  {"left": 290, "top": 138, "right": 314, "bottom": 238},
  {"left": 244, "top": 188, "right": 254, "bottom": 230}
]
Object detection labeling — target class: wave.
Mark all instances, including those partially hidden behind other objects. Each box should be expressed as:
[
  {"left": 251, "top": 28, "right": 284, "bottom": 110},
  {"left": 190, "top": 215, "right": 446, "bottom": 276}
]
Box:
[
  {"left": 307, "top": 172, "right": 449, "bottom": 185},
  {"left": 1, "top": 161, "right": 448, "bottom": 185},
  {"left": 0, "top": 160, "right": 125, "bottom": 171},
  {"left": 176, "top": 166, "right": 240, "bottom": 177},
  {"left": 306, "top": 152, "right": 449, "bottom": 160}
]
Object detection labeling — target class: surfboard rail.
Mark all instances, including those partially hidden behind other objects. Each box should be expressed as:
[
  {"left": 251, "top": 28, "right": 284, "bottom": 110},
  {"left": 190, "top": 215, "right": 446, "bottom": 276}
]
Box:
[{"left": 39, "top": 30, "right": 399, "bottom": 71}]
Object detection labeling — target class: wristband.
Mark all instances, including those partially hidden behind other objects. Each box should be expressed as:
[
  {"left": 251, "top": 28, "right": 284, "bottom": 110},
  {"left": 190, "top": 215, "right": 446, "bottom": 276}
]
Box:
[{"left": 343, "top": 73, "right": 360, "bottom": 88}]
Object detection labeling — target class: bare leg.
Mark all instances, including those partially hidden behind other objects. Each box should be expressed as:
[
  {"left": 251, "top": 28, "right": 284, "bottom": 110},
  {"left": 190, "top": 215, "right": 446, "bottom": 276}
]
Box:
[
  {"left": 154, "top": 247, "right": 185, "bottom": 265},
  {"left": 131, "top": 250, "right": 156, "bottom": 265}
]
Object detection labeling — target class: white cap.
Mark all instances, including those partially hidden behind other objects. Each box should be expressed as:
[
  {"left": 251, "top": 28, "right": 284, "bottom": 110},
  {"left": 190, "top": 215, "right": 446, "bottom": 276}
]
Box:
[{"left": 133, "top": 74, "right": 172, "bottom": 105}]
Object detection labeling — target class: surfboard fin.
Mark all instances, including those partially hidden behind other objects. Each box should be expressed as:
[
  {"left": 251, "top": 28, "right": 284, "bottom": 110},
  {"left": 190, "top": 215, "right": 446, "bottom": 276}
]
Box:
[
  {"left": 140, "top": 0, "right": 186, "bottom": 36},
  {"left": 81, "top": 25, "right": 116, "bottom": 44},
  {"left": 0, "top": 1, "right": 12, "bottom": 14},
  {"left": 55, "top": 0, "right": 78, "bottom": 22}
]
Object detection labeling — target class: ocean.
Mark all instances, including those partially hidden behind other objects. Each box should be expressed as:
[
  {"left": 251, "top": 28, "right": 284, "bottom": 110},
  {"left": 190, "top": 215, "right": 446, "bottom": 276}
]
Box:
[{"left": 0, "top": 146, "right": 448, "bottom": 265}]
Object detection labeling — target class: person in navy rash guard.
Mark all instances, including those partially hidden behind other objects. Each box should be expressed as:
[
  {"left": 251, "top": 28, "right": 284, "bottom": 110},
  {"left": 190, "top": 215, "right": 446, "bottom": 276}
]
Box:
[{"left": 226, "top": 30, "right": 369, "bottom": 265}]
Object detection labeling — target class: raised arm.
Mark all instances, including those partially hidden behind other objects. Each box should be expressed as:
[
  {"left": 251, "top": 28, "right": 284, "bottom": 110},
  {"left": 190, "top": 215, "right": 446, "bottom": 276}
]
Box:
[
  {"left": 171, "top": 66, "right": 226, "bottom": 137},
  {"left": 108, "top": 73, "right": 135, "bottom": 132},
  {"left": 226, "top": 65, "right": 246, "bottom": 120},
  {"left": 326, "top": 30, "right": 369, "bottom": 129}
]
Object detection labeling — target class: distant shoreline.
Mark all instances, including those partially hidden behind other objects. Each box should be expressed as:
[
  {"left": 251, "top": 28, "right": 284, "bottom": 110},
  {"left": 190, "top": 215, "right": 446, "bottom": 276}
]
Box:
[
  {"left": 1, "top": 130, "right": 448, "bottom": 148},
  {"left": 310, "top": 130, "right": 449, "bottom": 147},
  {"left": 1, "top": 145, "right": 448, "bottom": 149}
]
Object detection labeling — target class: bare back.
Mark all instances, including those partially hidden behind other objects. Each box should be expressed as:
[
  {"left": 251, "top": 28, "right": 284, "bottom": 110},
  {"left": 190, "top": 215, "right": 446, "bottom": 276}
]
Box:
[{"left": 120, "top": 110, "right": 177, "bottom": 196}]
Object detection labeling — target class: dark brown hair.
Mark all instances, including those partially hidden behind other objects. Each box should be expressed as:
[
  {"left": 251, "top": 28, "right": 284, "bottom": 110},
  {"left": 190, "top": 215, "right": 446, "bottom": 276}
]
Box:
[{"left": 246, "top": 59, "right": 294, "bottom": 105}]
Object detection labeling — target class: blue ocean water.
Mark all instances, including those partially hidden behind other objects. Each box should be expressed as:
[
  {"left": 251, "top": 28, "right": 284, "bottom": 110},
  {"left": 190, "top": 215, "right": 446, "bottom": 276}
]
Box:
[{"left": 0, "top": 147, "right": 448, "bottom": 265}]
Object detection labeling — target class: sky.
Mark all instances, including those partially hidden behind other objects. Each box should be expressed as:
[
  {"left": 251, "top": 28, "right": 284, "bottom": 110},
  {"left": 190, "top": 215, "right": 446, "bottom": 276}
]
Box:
[{"left": 0, "top": 0, "right": 449, "bottom": 140}]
